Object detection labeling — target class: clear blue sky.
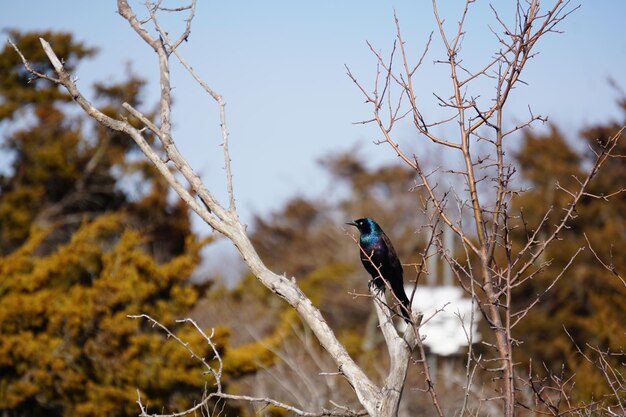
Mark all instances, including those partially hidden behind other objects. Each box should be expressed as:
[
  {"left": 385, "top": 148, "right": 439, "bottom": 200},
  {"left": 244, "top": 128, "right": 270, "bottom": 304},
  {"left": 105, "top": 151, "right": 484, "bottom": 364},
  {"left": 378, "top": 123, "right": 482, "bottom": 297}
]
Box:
[{"left": 2, "top": 1, "right": 625, "bottom": 227}]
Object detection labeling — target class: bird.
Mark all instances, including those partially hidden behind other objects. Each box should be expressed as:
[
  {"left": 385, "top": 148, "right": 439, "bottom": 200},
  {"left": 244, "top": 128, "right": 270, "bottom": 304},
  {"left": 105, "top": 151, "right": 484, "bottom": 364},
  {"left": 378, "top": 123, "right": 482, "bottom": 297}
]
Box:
[{"left": 347, "top": 217, "right": 412, "bottom": 322}]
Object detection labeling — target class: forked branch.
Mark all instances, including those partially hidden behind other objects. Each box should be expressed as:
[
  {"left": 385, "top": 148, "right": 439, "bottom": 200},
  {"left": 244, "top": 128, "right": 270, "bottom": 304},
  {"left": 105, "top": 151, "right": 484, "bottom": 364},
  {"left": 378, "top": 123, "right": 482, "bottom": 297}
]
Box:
[{"left": 9, "top": 1, "right": 423, "bottom": 415}]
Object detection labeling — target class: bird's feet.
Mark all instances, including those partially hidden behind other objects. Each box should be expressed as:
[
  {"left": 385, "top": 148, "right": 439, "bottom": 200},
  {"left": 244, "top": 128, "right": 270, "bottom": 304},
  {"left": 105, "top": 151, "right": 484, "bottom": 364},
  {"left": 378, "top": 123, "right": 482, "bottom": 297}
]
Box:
[{"left": 368, "top": 278, "right": 385, "bottom": 296}]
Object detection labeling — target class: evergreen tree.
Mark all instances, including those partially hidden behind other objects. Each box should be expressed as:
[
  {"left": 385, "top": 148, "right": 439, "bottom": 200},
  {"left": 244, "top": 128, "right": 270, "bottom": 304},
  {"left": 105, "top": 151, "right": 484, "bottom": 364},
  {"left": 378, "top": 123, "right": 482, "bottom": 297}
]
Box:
[
  {"left": 0, "top": 31, "right": 208, "bottom": 417},
  {"left": 511, "top": 106, "right": 626, "bottom": 401},
  {"left": 0, "top": 31, "right": 293, "bottom": 417}
]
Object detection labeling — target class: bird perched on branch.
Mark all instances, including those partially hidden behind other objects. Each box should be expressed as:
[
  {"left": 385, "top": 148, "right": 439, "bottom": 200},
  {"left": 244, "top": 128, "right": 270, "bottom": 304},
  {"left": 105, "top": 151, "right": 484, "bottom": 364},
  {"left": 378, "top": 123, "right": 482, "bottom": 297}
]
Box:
[{"left": 347, "top": 217, "right": 412, "bottom": 322}]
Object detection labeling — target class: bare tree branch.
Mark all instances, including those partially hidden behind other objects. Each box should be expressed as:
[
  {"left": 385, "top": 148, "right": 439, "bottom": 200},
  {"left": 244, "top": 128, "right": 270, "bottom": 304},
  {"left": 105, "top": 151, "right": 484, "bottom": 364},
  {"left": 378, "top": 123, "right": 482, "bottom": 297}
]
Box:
[
  {"left": 9, "top": 2, "right": 428, "bottom": 415},
  {"left": 130, "top": 315, "right": 368, "bottom": 417}
]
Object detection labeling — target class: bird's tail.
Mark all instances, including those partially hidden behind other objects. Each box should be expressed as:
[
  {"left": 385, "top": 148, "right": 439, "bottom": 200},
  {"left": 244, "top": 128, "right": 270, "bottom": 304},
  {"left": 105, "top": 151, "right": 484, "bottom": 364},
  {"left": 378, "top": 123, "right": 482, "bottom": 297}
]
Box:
[{"left": 393, "top": 285, "right": 412, "bottom": 323}]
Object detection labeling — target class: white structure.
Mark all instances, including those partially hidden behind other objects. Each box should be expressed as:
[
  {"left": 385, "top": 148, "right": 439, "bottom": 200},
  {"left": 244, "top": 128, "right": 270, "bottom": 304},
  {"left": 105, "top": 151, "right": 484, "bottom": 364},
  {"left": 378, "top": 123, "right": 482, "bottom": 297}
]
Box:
[{"left": 402, "top": 285, "right": 481, "bottom": 356}]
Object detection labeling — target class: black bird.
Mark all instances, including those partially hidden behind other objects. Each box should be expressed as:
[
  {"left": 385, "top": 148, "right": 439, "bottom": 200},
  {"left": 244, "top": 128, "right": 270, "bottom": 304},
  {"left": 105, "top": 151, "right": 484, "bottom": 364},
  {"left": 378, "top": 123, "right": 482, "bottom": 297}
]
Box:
[{"left": 347, "top": 217, "right": 412, "bottom": 322}]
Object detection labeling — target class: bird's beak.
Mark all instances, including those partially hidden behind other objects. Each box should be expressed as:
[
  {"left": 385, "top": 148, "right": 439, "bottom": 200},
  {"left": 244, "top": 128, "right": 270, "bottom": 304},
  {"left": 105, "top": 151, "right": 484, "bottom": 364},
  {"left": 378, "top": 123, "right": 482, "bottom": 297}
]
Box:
[{"left": 346, "top": 221, "right": 357, "bottom": 227}]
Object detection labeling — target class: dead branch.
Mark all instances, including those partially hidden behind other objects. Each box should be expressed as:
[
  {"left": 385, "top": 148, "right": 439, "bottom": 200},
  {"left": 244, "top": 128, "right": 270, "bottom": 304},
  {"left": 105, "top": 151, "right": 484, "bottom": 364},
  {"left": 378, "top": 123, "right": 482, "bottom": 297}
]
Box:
[{"left": 130, "top": 315, "right": 366, "bottom": 417}]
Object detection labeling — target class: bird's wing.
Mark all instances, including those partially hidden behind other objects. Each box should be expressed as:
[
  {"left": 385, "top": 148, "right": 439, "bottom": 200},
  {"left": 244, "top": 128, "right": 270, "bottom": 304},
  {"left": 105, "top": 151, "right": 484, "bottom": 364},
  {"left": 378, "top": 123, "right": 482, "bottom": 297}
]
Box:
[
  {"left": 381, "top": 232, "right": 411, "bottom": 321},
  {"left": 381, "top": 232, "right": 403, "bottom": 274}
]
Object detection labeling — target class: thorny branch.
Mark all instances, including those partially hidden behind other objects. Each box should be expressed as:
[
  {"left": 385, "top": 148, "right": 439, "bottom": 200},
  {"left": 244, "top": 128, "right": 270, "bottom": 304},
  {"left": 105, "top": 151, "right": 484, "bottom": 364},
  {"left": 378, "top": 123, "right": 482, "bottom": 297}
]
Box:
[
  {"left": 348, "top": 1, "right": 623, "bottom": 416},
  {"left": 508, "top": 126, "right": 626, "bottom": 286},
  {"left": 140, "top": 0, "right": 237, "bottom": 212},
  {"left": 564, "top": 328, "right": 626, "bottom": 416},
  {"left": 10, "top": 0, "right": 625, "bottom": 416},
  {"left": 9, "top": 1, "right": 418, "bottom": 416}
]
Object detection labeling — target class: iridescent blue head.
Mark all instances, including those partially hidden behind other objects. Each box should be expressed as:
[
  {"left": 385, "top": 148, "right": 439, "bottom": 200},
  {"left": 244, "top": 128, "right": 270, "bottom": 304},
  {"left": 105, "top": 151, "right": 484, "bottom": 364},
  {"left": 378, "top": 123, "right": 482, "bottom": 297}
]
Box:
[{"left": 346, "top": 217, "right": 383, "bottom": 242}]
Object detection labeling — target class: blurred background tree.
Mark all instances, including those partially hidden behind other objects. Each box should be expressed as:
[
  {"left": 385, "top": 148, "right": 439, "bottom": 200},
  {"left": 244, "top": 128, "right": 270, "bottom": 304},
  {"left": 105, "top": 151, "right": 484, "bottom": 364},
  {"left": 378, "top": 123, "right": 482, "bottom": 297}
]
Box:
[
  {"left": 511, "top": 102, "right": 626, "bottom": 402},
  {"left": 0, "top": 30, "right": 190, "bottom": 258},
  {"left": 208, "top": 104, "right": 626, "bottom": 413},
  {"left": 0, "top": 31, "right": 278, "bottom": 417},
  {"left": 2, "top": 28, "right": 625, "bottom": 417},
  {"left": 201, "top": 151, "right": 458, "bottom": 415}
]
